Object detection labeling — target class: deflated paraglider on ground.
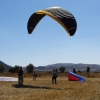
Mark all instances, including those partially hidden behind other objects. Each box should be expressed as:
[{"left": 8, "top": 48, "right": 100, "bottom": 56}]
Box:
[
  {"left": 27, "top": 6, "right": 77, "bottom": 36},
  {"left": 68, "top": 71, "right": 86, "bottom": 82}
]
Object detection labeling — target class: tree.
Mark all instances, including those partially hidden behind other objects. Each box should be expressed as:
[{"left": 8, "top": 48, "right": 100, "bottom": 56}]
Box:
[
  {"left": 0, "top": 64, "right": 5, "bottom": 73},
  {"left": 8, "top": 67, "right": 14, "bottom": 73},
  {"left": 59, "top": 67, "right": 65, "bottom": 73},
  {"left": 73, "top": 68, "right": 76, "bottom": 73},
  {"left": 26, "top": 63, "right": 34, "bottom": 73},
  {"left": 86, "top": 66, "right": 90, "bottom": 73},
  {"left": 8, "top": 65, "right": 20, "bottom": 73},
  {"left": 13, "top": 65, "right": 20, "bottom": 73},
  {"left": 77, "top": 70, "right": 81, "bottom": 73},
  {"left": 86, "top": 66, "right": 90, "bottom": 77}
]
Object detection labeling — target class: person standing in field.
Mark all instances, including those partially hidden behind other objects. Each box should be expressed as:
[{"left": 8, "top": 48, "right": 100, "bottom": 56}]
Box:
[
  {"left": 33, "top": 72, "right": 37, "bottom": 80},
  {"left": 52, "top": 69, "right": 58, "bottom": 84},
  {"left": 17, "top": 66, "right": 24, "bottom": 86}
]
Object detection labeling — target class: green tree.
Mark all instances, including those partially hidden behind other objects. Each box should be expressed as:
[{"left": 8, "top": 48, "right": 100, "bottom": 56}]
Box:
[
  {"left": 8, "top": 67, "right": 14, "bottom": 73},
  {"left": 8, "top": 65, "right": 20, "bottom": 73},
  {"left": 26, "top": 63, "right": 34, "bottom": 73},
  {"left": 77, "top": 70, "right": 81, "bottom": 73},
  {"left": 73, "top": 68, "right": 76, "bottom": 73},
  {"left": 13, "top": 65, "right": 20, "bottom": 73},
  {"left": 0, "top": 64, "right": 5, "bottom": 73},
  {"left": 59, "top": 66, "right": 65, "bottom": 73}
]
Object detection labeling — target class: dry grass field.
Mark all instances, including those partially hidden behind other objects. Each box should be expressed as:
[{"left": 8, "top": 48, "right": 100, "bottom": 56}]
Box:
[{"left": 0, "top": 72, "right": 100, "bottom": 100}]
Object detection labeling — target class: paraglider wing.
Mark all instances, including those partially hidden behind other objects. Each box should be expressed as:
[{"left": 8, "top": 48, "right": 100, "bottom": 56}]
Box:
[
  {"left": 27, "top": 7, "right": 77, "bottom": 36},
  {"left": 68, "top": 71, "right": 86, "bottom": 82}
]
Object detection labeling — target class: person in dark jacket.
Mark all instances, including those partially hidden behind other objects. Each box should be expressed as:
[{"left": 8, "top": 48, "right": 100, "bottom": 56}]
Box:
[
  {"left": 17, "top": 66, "right": 24, "bottom": 86},
  {"left": 52, "top": 69, "right": 58, "bottom": 84}
]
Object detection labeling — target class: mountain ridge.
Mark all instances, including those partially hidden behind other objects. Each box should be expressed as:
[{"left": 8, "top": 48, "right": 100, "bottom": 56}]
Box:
[
  {"left": 0, "top": 61, "right": 11, "bottom": 71},
  {"left": 0, "top": 60, "right": 100, "bottom": 72}
]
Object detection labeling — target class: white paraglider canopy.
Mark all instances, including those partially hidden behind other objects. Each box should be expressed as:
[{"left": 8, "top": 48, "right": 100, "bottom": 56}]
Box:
[{"left": 0, "top": 77, "right": 18, "bottom": 81}]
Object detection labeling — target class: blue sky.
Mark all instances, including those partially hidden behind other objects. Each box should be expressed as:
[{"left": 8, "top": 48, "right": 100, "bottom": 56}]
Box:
[{"left": 0, "top": 0, "right": 100, "bottom": 67}]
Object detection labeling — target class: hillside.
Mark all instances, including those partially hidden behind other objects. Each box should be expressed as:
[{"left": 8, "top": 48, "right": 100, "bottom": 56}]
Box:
[
  {"left": 0, "top": 61, "right": 10, "bottom": 71},
  {"left": 0, "top": 60, "right": 100, "bottom": 72},
  {"left": 35, "top": 63, "right": 100, "bottom": 72}
]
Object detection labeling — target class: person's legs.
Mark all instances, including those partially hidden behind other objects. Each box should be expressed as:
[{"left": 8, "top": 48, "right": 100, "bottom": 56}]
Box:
[
  {"left": 21, "top": 76, "right": 23, "bottom": 85},
  {"left": 18, "top": 76, "right": 20, "bottom": 86},
  {"left": 52, "top": 77, "right": 54, "bottom": 84},
  {"left": 33, "top": 76, "right": 36, "bottom": 80},
  {"left": 35, "top": 76, "right": 36, "bottom": 80},
  {"left": 20, "top": 76, "right": 23, "bottom": 85},
  {"left": 18, "top": 76, "right": 22, "bottom": 86},
  {"left": 33, "top": 76, "right": 34, "bottom": 80},
  {"left": 55, "top": 78, "right": 57, "bottom": 84}
]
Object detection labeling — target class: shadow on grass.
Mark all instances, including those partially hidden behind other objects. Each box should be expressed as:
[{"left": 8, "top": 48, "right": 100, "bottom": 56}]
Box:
[
  {"left": 12, "top": 84, "right": 60, "bottom": 90},
  {"left": 12, "top": 84, "right": 74, "bottom": 90}
]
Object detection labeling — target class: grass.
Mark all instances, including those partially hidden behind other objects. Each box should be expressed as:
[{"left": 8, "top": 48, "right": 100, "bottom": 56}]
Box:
[{"left": 0, "top": 72, "right": 100, "bottom": 100}]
